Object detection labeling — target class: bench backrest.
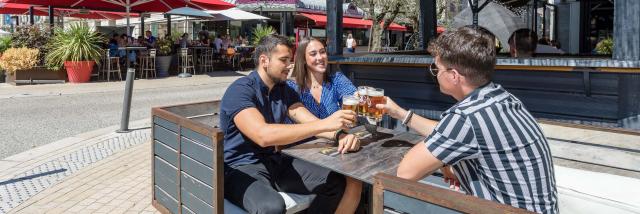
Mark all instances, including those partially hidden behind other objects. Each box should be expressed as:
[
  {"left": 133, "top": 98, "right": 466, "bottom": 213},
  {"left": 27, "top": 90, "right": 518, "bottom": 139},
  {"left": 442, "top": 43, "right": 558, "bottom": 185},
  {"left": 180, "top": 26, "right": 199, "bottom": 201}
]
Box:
[
  {"left": 373, "top": 173, "right": 533, "bottom": 214},
  {"left": 151, "top": 101, "right": 223, "bottom": 214}
]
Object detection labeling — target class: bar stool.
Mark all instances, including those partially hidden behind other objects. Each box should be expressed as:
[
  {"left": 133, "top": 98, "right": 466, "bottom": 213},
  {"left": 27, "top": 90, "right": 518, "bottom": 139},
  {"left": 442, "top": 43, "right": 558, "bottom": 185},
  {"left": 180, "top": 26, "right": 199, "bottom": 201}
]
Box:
[
  {"left": 139, "top": 49, "right": 156, "bottom": 79},
  {"left": 103, "top": 49, "right": 122, "bottom": 81},
  {"left": 179, "top": 48, "right": 195, "bottom": 77},
  {"left": 198, "top": 48, "right": 215, "bottom": 73}
]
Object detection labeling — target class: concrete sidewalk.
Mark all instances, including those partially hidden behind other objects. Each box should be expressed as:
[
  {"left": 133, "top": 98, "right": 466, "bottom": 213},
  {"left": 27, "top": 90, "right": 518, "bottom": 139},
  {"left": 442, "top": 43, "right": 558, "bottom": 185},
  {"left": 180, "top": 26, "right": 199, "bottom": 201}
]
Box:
[
  {"left": 0, "top": 71, "right": 250, "bottom": 99},
  {"left": 0, "top": 120, "right": 156, "bottom": 214}
]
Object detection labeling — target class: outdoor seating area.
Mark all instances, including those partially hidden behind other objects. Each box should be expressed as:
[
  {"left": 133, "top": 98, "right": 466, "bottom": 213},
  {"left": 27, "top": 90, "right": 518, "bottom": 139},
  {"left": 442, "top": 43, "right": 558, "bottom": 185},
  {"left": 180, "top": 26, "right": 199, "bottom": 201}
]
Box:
[
  {"left": 2, "top": 0, "right": 640, "bottom": 214},
  {"left": 0, "top": 0, "right": 266, "bottom": 85},
  {"left": 150, "top": 100, "right": 640, "bottom": 214}
]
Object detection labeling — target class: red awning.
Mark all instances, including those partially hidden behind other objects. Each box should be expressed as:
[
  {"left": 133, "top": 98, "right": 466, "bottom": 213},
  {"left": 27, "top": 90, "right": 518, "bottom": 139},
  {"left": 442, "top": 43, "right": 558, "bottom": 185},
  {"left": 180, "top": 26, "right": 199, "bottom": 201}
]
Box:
[
  {"left": 0, "top": 0, "right": 234, "bottom": 13},
  {"left": 299, "top": 12, "right": 407, "bottom": 32},
  {"left": 0, "top": 3, "right": 138, "bottom": 19}
]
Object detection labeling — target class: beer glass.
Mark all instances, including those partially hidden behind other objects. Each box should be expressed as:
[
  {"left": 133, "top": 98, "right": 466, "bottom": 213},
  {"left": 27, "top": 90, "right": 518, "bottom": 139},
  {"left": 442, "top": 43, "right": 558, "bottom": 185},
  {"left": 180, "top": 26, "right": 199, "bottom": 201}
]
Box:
[
  {"left": 367, "top": 88, "right": 386, "bottom": 122},
  {"left": 342, "top": 95, "right": 359, "bottom": 127},
  {"left": 357, "top": 86, "right": 370, "bottom": 117}
]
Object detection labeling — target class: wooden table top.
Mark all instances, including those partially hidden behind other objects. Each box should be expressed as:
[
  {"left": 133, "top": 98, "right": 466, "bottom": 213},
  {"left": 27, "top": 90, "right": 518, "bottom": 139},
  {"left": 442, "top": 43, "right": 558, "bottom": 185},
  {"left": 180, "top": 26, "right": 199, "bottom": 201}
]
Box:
[{"left": 282, "top": 126, "right": 426, "bottom": 185}]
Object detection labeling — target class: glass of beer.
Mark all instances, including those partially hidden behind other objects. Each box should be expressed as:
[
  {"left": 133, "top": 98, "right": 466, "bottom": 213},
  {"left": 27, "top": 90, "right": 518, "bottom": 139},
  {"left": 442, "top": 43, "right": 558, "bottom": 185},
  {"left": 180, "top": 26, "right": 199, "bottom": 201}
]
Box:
[
  {"left": 342, "top": 95, "right": 359, "bottom": 127},
  {"left": 367, "top": 88, "right": 386, "bottom": 122},
  {"left": 357, "top": 86, "right": 370, "bottom": 117}
]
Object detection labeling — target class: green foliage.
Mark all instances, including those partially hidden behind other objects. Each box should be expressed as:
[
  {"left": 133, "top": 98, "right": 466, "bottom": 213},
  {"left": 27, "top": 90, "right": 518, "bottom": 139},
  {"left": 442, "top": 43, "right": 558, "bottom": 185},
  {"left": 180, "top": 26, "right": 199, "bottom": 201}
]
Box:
[
  {"left": 45, "top": 23, "right": 105, "bottom": 70},
  {"left": 171, "top": 31, "right": 183, "bottom": 43},
  {"left": 0, "top": 37, "right": 12, "bottom": 54},
  {"left": 595, "top": 37, "right": 613, "bottom": 55},
  {"left": 157, "top": 38, "right": 173, "bottom": 56},
  {"left": 11, "top": 25, "right": 52, "bottom": 65},
  {"left": 252, "top": 25, "right": 275, "bottom": 45}
]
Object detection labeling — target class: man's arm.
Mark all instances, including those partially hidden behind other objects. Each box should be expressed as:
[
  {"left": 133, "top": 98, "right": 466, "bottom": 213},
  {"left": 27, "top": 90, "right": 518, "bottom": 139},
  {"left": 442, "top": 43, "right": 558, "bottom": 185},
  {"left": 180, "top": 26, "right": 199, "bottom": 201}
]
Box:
[
  {"left": 398, "top": 113, "right": 478, "bottom": 182},
  {"left": 233, "top": 106, "right": 342, "bottom": 148},
  {"left": 287, "top": 103, "right": 339, "bottom": 139},
  {"left": 397, "top": 143, "right": 444, "bottom": 181},
  {"left": 288, "top": 103, "right": 360, "bottom": 153},
  {"left": 379, "top": 97, "right": 438, "bottom": 136}
]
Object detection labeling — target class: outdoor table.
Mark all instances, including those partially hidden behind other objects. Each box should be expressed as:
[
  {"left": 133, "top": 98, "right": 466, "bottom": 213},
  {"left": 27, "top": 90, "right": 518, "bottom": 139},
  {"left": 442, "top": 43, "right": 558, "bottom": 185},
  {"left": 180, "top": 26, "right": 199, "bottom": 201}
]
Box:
[
  {"left": 118, "top": 46, "right": 148, "bottom": 51},
  {"left": 189, "top": 46, "right": 212, "bottom": 73},
  {"left": 282, "top": 125, "right": 458, "bottom": 212},
  {"left": 282, "top": 126, "right": 447, "bottom": 186}
]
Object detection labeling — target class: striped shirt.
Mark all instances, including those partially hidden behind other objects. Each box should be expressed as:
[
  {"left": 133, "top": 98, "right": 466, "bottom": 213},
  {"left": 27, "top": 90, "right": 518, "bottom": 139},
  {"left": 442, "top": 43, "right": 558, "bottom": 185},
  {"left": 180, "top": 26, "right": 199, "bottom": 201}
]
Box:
[
  {"left": 286, "top": 72, "right": 357, "bottom": 119},
  {"left": 425, "top": 82, "right": 558, "bottom": 214}
]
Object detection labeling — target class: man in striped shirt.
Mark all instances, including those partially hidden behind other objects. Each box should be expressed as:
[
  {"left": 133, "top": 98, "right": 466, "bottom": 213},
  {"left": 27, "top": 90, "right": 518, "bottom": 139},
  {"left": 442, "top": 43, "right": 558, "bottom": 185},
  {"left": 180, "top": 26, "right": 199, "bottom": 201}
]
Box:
[{"left": 379, "top": 26, "right": 558, "bottom": 213}]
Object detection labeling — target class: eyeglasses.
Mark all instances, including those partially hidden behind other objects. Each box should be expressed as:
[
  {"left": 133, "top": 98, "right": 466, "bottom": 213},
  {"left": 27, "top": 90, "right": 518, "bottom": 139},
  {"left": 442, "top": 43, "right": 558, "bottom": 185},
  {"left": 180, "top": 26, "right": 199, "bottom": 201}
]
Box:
[{"left": 429, "top": 63, "right": 453, "bottom": 76}]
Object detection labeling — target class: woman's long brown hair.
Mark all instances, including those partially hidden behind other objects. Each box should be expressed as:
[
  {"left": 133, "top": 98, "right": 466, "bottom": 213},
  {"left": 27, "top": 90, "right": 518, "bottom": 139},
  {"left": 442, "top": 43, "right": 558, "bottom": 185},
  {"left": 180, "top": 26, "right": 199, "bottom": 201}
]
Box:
[{"left": 292, "top": 37, "right": 330, "bottom": 92}]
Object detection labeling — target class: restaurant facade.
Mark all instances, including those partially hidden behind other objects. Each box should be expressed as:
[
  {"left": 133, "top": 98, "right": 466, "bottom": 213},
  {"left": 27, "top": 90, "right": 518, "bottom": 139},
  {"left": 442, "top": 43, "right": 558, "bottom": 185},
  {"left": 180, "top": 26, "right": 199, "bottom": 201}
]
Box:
[{"left": 222, "top": 0, "right": 407, "bottom": 48}]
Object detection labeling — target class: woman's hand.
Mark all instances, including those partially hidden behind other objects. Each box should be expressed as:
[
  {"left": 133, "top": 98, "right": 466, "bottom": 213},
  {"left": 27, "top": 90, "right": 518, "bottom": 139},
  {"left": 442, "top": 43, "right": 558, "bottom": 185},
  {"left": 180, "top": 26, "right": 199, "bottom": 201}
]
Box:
[{"left": 337, "top": 133, "right": 360, "bottom": 154}]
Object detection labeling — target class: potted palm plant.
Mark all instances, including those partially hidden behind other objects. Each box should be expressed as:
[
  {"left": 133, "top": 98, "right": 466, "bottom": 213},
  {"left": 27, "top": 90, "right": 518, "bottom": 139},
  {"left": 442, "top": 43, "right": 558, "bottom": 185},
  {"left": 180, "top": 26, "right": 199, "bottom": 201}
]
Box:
[
  {"left": 155, "top": 38, "right": 173, "bottom": 77},
  {"left": 45, "top": 23, "right": 104, "bottom": 83},
  {"left": 252, "top": 25, "right": 276, "bottom": 45}
]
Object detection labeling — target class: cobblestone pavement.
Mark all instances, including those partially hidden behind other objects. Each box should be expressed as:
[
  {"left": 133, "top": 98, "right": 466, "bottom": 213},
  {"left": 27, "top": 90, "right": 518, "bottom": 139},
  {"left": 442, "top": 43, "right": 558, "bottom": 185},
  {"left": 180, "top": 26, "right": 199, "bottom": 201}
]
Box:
[
  {"left": 0, "top": 120, "right": 155, "bottom": 214},
  {"left": 9, "top": 138, "right": 157, "bottom": 214}
]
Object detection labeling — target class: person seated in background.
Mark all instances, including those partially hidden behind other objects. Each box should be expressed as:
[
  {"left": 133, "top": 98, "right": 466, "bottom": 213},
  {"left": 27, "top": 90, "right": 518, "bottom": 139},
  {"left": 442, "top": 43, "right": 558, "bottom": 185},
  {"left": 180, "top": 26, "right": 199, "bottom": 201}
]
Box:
[
  {"left": 214, "top": 34, "right": 223, "bottom": 52},
  {"left": 222, "top": 35, "right": 231, "bottom": 52},
  {"left": 179, "top": 33, "right": 190, "bottom": 49},
  {"left": 198, "top": 26, "right": 209, "bottom": 40},
  {"left": 145, "top": 30, "right": 157, "bottom": 47},
  {"left": 378, "top": 26, "right": 558, "bottom": 213},
  {"left": 508, "top": 28, "right": 537, "bottom": 57},
  {"left": 130, "top": 36, "right": 142, "bottom": 46},
  {"left": 287, "top": 36, "right": 362, "bottom": 213},
  {"left": 117, "top": 34, "right": 137, "bottom": 65},
  {"left": 117, "top": 34, "right": 128, "bottom": 50},
  {"left": 220, "top": 34, "right": 359, "bottom": 213},
  {"left": 108, "top": 37, "right": 119, "bottom": 57},
  {"left": 235, "top": 35, "right": 244, "bottom": 46},
  {"left": 537, "top": 37, "right": 564, "bottom": 54},
  {"left": 199, "top": 33, "right": 210, "bottom": 47}
]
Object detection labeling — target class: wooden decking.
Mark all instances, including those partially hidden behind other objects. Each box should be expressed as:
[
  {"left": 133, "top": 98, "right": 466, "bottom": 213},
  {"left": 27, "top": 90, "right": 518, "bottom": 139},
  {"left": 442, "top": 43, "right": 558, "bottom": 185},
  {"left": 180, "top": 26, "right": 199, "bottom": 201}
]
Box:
[{"left": 539, "top": 121, "right": 640, "bottom": 179}]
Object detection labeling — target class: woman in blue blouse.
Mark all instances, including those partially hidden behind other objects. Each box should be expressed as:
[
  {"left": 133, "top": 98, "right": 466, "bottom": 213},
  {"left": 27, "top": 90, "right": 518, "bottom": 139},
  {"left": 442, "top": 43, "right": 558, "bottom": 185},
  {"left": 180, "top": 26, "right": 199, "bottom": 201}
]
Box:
[{"left": 287, "top": 37, "right": 362, "bottom": 213}]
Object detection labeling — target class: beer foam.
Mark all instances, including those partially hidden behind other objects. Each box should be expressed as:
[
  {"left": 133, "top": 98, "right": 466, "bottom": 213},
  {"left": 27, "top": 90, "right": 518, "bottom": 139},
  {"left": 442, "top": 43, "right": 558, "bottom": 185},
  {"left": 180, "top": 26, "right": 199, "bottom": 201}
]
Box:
[
  {"left": 368, "top": 91, "right": 384, "bottom": 97},
  {"left": 358, "top": 88, "right": 368, "bottom": 95},
  {"left": 343, "top": 98, "right": 359, "bottom": 105}
]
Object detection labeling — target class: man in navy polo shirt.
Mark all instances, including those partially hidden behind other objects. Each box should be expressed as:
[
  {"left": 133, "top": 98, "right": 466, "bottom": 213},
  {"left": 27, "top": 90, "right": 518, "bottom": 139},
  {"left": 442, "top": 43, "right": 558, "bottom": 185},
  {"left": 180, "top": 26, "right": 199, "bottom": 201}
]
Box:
[
  {"left": 145, "top": 30, "right": 156, "bottom": 48},
  {"left": 220, "top": 35, "right": 360, "bottom": 214}
]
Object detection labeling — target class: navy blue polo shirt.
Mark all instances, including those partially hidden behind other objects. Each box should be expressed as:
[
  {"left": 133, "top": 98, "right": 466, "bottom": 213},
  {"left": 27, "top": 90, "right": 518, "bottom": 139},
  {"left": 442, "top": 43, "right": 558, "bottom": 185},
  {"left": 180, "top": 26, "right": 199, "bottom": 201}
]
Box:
[{"left": 220, "top": 71, "right": 301, "bottom": 168}]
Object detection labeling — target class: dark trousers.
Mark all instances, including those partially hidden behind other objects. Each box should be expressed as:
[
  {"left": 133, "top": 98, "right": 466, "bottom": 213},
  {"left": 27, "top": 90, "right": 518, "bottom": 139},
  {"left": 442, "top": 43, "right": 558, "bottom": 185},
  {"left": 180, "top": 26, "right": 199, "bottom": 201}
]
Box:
[{"left": 225, "top": 155, "right": 346, "bottom": 214}]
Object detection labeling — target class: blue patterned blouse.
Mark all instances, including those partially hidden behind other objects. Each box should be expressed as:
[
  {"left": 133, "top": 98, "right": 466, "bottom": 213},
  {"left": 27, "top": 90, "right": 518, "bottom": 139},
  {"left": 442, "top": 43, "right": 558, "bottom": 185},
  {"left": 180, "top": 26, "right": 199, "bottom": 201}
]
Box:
[{"left": 286, "top": 72, "right": 357, "bottom": 119}]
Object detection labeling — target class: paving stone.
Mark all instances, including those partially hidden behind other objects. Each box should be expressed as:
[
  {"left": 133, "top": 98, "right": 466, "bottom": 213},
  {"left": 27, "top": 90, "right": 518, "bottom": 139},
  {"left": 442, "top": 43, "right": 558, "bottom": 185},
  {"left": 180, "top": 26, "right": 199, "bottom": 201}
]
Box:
[{"left": 0, "top": 129, "right": 150, "bottom": 213}]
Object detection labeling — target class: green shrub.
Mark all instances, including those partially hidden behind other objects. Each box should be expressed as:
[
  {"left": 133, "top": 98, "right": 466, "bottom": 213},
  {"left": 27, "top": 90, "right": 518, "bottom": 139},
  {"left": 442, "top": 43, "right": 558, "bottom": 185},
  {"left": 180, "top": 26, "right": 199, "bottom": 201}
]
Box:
[
  {"left": 0, "top": 37, "right": 12, "bottom": 54},
  {"left": 595, "top": 37, "right": 613, "bottom": 55},
  {"left": 45, "top": 23, "right": 105, "bottom": 70},
  {"left": 11, "top": 25, "right": 52, "bottom": 65},
  {"left": 157, "top": 38, "right": 173, "bottom": 56},
  {"left": 252, "top": 25, "right": 275, "bottom": 45}
]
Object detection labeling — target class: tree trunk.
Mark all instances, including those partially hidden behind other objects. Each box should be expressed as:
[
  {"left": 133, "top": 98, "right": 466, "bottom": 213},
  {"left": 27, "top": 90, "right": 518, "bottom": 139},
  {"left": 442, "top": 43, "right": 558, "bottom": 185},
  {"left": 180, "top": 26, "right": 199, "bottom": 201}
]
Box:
[
  {"left": 370, "top": 0, "right": 402, "bottom": 52},
  {"left": 370, "top": 25, "right": 384, "bottom": 52},
  {"left": 366, "top": 1, "right": 377, "bottom": 52}
]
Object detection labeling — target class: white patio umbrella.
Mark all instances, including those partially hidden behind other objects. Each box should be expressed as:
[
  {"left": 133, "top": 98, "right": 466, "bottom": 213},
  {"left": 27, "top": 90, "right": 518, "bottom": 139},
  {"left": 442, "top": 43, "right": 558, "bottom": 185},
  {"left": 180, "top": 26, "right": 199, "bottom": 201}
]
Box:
[
  {"left": 452, "top": 1, "right": 526, "bottom": 50},
  {"left": 204, "top": 8, "right": 268, "bottom": 21}
]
